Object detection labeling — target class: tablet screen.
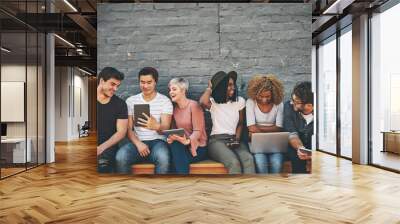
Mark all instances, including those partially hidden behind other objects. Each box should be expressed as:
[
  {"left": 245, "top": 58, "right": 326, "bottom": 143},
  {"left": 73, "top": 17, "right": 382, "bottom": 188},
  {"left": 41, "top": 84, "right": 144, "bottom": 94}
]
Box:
[
  {"left": 134, "top": 104, "right": 150, "bottom": 126},
  {"left": 162, "top": 128, "right": 185, "bottom": 137}
]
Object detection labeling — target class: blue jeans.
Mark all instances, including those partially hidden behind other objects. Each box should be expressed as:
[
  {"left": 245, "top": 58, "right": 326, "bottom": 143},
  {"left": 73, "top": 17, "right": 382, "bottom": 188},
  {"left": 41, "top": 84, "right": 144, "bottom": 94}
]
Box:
[
  {"left": 115, "top": 139, "right": 170, "bottom": 174},
  {"left": 254, "top": 153, "right": 284, "bottom": 174},
  {"left": 169, "top": 141, "right": 208, "bottom": 174}
]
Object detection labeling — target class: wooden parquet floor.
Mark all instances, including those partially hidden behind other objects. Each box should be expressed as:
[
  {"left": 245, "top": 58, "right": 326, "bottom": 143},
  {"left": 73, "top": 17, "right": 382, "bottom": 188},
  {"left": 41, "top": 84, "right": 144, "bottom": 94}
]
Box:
[{"left": 1, "top": 135, "right": 400, "bottom": 223}]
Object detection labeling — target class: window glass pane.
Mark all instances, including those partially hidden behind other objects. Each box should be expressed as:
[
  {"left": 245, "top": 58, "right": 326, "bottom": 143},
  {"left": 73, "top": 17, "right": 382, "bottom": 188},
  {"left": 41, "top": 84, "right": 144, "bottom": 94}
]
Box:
[
  {"left": 371, "top": 3, "right": 400, "bottom": 171},
  {"left": 27, "top": 31, "right": 38, "bottom": 169},
  {"left": 38, "top": 32, "right": 46, "bottom": 165},
  {"left": 340, "top": 28, "right": 352, "bottom": 158},
  {"left": 1, "top": 29, "right": 28, "bottom": 177},
  {"left": 318, "top": 35, "right": 337, "bottom": 154}
]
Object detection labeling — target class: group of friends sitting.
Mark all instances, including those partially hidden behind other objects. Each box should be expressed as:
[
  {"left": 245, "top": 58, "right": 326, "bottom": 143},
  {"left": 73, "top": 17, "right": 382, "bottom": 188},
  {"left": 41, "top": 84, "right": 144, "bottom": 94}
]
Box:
[{"left": 97, "top": 66, "right": 313, "bottom": 174}]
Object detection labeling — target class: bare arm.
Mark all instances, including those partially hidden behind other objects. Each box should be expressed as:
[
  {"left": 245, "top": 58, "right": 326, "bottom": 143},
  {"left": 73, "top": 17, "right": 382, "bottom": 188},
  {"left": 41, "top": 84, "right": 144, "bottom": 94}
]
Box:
[
  {"left": 97, "top": 118, "right": 128, "bottom": 155},
  {"left": 199, "top": 81, "right": 212, "bottom": 110},
  {"left": 158, "top": 114, "right": 172, "bottom": 133},
  {"left": 289, "top": 135, "right": 304, "bottom": 150},
  {"left": 289, "top": 135, "right": 311, "bottom": 160},
  {"left": 127, "top": 115, "right": 143, "bottom": 146},
  {"left": 235, "top": 109, "right": 245, "bottom": 141},
  {"left": 249, "top": 125, "right": 282, "bottom": 133}
]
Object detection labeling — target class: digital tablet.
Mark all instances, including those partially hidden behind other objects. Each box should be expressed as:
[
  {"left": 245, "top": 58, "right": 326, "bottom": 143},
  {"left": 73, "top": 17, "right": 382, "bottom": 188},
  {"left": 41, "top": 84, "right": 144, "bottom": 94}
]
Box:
[
  {"left": 162, "top": 128, "right": 185, "bottom": 137},
  {"left": 133, "top": 104, "right": 150, "bottom": 127}
]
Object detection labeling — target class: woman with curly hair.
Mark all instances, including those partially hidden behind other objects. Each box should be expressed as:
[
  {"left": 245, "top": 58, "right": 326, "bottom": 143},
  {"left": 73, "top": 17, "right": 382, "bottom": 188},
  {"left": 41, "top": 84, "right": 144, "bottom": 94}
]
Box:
[{"left": 246, "top": 74, "right": 285, "bottom": 174}]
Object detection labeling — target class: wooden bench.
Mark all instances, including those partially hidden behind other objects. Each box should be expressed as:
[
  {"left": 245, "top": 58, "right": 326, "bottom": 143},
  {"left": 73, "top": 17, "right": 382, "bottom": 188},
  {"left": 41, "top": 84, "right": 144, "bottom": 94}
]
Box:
[
  {"left": 131, "top": 160, "right": 294, "bottom": 174},
  {"left": 131, "top": 160, "right": 228, "bottom": 174}
]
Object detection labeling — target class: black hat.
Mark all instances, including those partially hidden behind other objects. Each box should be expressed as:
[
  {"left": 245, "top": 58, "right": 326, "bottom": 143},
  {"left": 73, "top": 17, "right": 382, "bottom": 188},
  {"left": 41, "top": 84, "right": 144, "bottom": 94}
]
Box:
[
  {"left": 211, "top": 71, "right": 237, "bottom": 91},
  {"left": 227, "top": 71, "right": 238, "bottom": 81}
]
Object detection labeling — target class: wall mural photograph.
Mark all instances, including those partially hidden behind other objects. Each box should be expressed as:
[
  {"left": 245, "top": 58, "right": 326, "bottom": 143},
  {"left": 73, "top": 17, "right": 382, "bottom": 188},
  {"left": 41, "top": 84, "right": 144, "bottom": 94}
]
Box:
[{"left": 96, "top": 3, "right": 312, "bottom": 175}]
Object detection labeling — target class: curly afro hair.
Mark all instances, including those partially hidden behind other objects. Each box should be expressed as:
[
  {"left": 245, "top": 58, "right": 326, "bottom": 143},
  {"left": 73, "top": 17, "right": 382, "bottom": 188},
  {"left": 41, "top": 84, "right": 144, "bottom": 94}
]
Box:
[{"left": 247, "top": 74, "right": 284, "bottom": 105}]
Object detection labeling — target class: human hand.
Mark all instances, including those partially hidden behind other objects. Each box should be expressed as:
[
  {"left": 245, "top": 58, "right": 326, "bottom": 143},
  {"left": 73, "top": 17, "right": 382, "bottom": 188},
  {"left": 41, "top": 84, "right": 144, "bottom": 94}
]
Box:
[
  {"left": 297, "top": 147, "right": 312, "bottom": 160},
  {"left": 137, "top": 142, "right": 150, "bottom": 157},
  {"left": 97, "top": 146, "right": 105, "bottom": 156},
  {"left": 137, "top": 113, "right": 161, "bottom": 131},
  {"left": 169, "top": 134, "right": 190, "bottom": 145},
  {"left": 167, "top": 136, "right": 174, "bottom": 144},
  {"left": 167, "top": 134, "right": 178, "bottom": 144}
]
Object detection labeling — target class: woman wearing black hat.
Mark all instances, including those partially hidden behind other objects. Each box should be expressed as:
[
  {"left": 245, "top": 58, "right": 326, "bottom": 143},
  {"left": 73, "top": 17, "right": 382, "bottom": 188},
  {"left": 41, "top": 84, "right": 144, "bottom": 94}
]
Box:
[{"left": 199, "top": 71, "right": 255, "bottom": 174}]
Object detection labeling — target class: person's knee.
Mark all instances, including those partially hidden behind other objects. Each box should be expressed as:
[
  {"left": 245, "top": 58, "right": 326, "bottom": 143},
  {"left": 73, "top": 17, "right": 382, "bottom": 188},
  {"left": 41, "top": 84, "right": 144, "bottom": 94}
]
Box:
[
  {"left": 170, "top": 141, "right": 181, "bottom": 148},
  {"left": 115, "top": 143, "right": 135, "bottom": 164},
  {"left": 253, "top": 154, "right": 266, "bottom": 167},
  {"left": 253, "top": 153, "right": 264, "bottom": 160},
  {"left": 225, "top": 158, "right": 241, "bottom": 172},
  {"left": 170, "top": 141, "right": 184, "bottom": 154},
  {"left": 98, "top": 158, "right": 113, "bottom": 173},
  {"left": 270, "top": 153, "right": 283, "bottom": 165},
  {"left": 242, "top": 152, "right": 255, "bottom": 165},
  {"left": 153, "top": 142, "right": 170, "bottom": 165}
]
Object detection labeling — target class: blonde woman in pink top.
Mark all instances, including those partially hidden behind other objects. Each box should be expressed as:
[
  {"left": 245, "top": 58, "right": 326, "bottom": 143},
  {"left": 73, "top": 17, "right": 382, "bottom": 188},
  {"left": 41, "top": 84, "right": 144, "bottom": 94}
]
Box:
[{"left": 167, "top": 78, "right": 208, "bottom": 174}]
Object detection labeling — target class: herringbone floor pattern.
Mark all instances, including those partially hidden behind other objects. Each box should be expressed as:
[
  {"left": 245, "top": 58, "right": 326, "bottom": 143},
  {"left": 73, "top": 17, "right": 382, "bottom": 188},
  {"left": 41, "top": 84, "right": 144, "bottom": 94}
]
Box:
[{"left": 1, "top": 135, "right": 400, "bottom": 223}]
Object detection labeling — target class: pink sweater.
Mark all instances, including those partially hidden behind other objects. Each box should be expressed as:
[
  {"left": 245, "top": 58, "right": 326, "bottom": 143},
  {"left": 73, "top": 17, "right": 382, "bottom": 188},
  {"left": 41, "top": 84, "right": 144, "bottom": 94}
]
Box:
[{"left": 173, "top": 100, "right": 207, "bottom": 156}]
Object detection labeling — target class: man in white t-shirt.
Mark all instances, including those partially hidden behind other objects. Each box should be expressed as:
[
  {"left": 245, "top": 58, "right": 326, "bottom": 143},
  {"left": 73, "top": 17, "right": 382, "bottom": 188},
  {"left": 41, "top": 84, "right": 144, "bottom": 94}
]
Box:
[{"left": 115, "top": 67, "right": 173, "bottom": 174}]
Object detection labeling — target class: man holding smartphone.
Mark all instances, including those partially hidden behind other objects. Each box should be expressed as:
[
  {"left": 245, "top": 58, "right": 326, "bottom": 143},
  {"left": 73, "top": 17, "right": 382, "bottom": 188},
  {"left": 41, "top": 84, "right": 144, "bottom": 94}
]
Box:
[
  {"left": 283, "top": 82, "right": 313, "bottom": 173},
  {"left": 97, "top": 67, "right": 128, "bottom": 173},
  {"left": 115, "top": 67, "right": 173, "bottom": 174}
]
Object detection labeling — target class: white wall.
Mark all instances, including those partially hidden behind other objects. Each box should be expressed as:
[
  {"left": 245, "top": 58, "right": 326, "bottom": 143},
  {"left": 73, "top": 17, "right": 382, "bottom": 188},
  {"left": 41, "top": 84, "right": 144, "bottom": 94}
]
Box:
[
  {"left": 55, "top": 66, "right": 68, "bottom": 141},
  {"left": 54, "top": 66, "right": 89, "bottom": 141},
  {"left": 1, "top": 63, "right": 46, "bottom": 164},
  {"left": 1, "top": 65, "right": 26, "bottom": 140}
]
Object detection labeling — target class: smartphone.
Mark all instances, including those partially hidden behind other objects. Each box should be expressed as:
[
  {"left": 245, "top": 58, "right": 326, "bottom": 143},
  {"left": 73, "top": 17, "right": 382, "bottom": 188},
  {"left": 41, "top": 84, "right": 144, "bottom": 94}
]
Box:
[
  {"left": 134, "top": 104, "right": 150, "bottom": 127},
  {"left": 299, "top": 147, "right": 312, "bottom": 155}
]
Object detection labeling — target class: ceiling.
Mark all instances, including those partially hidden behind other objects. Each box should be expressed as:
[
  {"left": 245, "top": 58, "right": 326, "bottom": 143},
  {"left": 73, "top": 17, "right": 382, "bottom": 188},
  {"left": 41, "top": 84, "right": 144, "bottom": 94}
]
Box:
[
  {"left": 311, "top": 0, "right": 390, "bottom": 44},
  {"left": 0, "top": 0, "right": 97, "bottom": 74},
  {"left": 1, "top": 0, "right": 393, "bottom": 73}
]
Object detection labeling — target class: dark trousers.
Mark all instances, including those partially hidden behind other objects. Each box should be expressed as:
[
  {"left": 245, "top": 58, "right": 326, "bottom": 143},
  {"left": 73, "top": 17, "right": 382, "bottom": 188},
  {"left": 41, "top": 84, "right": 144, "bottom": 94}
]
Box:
[
  {"left": 169, "top": 141, "right": 208, "bottom": 174},
  {"left": 287, "top": 146, "right": 308, "bottom": 173},
  {"left": 97, "top": 146, "right": 118, "bottom": 173}
]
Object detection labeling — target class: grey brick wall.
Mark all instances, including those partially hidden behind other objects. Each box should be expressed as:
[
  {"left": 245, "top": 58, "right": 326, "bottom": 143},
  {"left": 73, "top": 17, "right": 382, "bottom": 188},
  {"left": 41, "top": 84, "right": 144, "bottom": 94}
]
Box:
[{"left": 98, "top": 3, "right": 311, "bottom": 101}]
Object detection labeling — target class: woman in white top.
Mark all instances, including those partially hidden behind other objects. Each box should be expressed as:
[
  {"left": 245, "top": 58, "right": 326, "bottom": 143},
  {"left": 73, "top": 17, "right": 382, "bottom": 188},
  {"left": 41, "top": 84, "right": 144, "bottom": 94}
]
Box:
[
  {"left": 199, "top": 71, "right": 255, "bottom": 174},
  {"left": 246, "top": 75, "right": 285, "bottom": 174}
]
